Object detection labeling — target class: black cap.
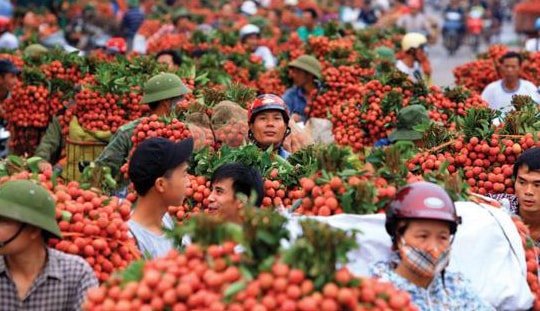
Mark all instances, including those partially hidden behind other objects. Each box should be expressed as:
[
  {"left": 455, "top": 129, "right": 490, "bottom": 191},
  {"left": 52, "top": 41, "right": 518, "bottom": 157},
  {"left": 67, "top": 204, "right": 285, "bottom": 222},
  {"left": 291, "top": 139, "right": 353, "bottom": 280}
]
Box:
[
  {"left": 128, "top": 137, "right": 194, "bottom": 194},
  {"left": 0, "top": 59, "right": 20, "bottom": 75}
]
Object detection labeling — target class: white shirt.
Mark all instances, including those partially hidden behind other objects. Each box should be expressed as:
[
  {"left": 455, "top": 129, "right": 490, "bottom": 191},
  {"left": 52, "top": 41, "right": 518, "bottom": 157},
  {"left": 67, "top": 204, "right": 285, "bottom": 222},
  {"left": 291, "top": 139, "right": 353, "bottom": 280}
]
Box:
[
  {"left": 396, "top": 60, "right": 423, "bottom": 83},
  {"left": 525, "top": 38, "right": 540, "bottom": 52},
  {"left": 0, "top": 32, "right": 17, "bottom": 50},
  {"left": 254, "top": 46, "right": 276, "bottom": 69},
  {"left": 481, "top": 79, "right": 540, "bottom": 116},
  {"left": 341, "top": 7, "right": 360, "bottom": 23}
]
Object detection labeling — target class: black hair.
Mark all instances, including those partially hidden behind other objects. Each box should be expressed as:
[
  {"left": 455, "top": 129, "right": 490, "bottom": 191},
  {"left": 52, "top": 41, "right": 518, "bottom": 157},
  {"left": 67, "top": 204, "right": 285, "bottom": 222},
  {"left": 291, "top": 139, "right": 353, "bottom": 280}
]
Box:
[
  {"left": 513, "top": 147, "right": 540, "bottom": 180},
  {"left": 500, "top": 51, "right": 523, "bottom": 65},
  {"left": 392, "top": 220, "right": 410, "bottom": 250},
  {"left": 271, "top": 8, "right": 282, "bottom": 19},
  {"left": 148, "top": 101, "right": 161, "bottom": 111},
  {"left": 42, "top": 231, "right": 55, "bottom": 243},
  {"left": 211, "top": 163, "right": 264, "bottom": 207},
  {"left": 155, "top": 49, "right": 182, "bottom": 67},
  {"left": 191, "top": 49, "right": 208, "bottom": 59},
  {"left": 132, "top": 161, "right": 187, "bottom": 196},
  {"left": 303, "top": 8, "right": 318, "bottom": 20}
]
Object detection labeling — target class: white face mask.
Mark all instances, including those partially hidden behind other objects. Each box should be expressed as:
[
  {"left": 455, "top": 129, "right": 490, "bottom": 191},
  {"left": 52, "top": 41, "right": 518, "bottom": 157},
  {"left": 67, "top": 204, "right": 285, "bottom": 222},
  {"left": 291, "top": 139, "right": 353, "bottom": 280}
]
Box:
[{"left": 399, "top": 239, "right": 451, "bottom": 279}]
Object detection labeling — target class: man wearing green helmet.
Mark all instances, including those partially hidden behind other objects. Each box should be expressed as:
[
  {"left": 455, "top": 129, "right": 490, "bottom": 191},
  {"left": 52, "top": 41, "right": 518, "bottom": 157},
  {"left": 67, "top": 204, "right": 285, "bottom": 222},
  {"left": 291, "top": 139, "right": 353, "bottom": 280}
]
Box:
[
  {"left": 282, "top": 55, "right": 322, "bottom": 123},
  {"left": 95, "top": 72, "right": 191, "bottom": 184},
  {"left": 0, "top": 179, "right": 98, "bottom": 309}
]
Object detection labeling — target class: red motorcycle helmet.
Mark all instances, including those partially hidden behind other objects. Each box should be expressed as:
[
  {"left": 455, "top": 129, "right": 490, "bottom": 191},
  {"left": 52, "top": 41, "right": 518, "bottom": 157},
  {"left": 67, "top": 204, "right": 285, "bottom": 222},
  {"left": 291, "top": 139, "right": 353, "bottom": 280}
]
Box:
[
  {"left": 248, "top": 94, "right": 290, "bottom": 124},
  {"left": 0, "top": 16, "right": 10, "bottom": 31},
  {"left": 385, "top": 182, "right": 461, "bottom": 238},
  {"left": 105, "top": 37, "right": 127, "bottom": 54}
]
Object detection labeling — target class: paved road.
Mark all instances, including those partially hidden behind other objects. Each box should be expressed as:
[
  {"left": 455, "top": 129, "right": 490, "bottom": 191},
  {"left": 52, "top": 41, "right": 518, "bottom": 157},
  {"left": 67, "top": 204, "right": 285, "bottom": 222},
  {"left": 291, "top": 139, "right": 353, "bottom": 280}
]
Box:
[{"left": 427, "top": 7, "right": 519, "bottom": 87}]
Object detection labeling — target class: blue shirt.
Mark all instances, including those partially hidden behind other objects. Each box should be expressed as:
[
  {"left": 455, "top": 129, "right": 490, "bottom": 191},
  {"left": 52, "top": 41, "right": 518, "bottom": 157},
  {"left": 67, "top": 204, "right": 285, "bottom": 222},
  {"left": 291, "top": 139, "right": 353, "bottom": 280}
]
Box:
[
  {"left": 374, "top": 138, "right": 391, "bottom": 147},
  {"left": 121, "top": 9, "right": 145, "bottom": 38},
  {"left": 370, "top": 259, "right": 494, "bottom": 311},
  {"left": 278, "top": 146, "right": 290, "bottom": 159},
  {"left": 283, "top": 86, "right": 308, "bottom": 123}
]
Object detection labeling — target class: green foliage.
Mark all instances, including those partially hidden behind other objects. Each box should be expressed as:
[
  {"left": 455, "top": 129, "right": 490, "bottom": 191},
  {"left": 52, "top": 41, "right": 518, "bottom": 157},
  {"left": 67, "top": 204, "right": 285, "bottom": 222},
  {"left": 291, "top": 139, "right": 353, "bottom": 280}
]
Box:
[
  {"left": 241, "top": 207, "right": 289, "bottom": 273},
  {"left": 283, "top": 219, "right": 358, "bottom": 290},
  {"left": 458, "top": 107, "right": 498, "bottom": 141},
  {"left": 500, "top": 95, "right": 540, "bottom": 135}
]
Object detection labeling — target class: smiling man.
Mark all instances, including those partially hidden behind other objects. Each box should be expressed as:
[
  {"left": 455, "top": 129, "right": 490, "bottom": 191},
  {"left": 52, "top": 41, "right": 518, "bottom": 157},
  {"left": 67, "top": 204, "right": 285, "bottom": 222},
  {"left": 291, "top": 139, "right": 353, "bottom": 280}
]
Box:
[
  {"left": 207, "top": 163, "right": 264, "bottom": 215},
  {"left": 489, "top": 147, "right": 540, "bottom": 247},
  {"left": 248, "top": 94, "right": 291, "bottom": 159}
]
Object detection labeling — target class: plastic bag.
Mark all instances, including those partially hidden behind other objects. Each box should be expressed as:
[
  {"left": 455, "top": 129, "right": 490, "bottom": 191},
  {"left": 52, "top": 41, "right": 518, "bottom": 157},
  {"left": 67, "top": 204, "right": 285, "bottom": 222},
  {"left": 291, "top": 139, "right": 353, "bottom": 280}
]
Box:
[
  {"left": 283, "top": 119, "right": 315, "bottom": 153},
  {"left": 211, "top": 100, "right": 249, "bottom": 147},
  {"left": 68, "top": 116, "right": 111, "bottom": 142},
  {"left": 187, "top": 123, "right": 215, "bottom": 150},
  {"left": 305, "top": 117, "right": 334, "bottom": 145},
  {"left": 186, "top": 111, "right": 212, "bottom": 129}
]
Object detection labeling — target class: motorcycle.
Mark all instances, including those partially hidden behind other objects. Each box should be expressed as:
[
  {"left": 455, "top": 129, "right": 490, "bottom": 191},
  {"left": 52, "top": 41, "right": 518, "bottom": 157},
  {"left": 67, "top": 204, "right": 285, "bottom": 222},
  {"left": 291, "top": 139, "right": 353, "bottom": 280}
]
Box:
[
  {"left": 442, "top": 11, "right": 464, "bottom": 55},
  {"left": 467, "top": 10, "right": 484, "bottom": 53}
]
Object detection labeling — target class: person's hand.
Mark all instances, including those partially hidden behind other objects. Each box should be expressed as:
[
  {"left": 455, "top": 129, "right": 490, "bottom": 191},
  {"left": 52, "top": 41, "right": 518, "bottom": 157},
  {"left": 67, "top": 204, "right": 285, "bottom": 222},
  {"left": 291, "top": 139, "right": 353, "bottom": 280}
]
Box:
[
  {"left": 421, "top": 60, "right": 432, "bottom": 76},
  {"left": 38, "top": 161, "right": 53, "bottom": 173},
  {"left": 292, "top": 113, "right": 303, "bottom": 123}
]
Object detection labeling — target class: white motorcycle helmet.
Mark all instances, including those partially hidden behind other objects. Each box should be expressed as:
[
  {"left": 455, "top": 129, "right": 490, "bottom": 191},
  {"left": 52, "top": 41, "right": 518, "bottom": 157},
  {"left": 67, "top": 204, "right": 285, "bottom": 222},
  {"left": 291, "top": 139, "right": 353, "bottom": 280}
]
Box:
[
  {"left": 401, "top": 32, "right": 428, "bottom": 51},
  {"left": 240, "top": 1, "right": 257, "bottom": 16},
  {"left": 239, "top": 24, "right": 261, "bottom": 41}
]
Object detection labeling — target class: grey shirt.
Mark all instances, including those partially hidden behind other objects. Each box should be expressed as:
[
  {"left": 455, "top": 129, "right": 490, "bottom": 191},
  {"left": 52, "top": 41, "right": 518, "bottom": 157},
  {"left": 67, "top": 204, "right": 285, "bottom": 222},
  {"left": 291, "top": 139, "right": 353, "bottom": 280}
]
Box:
[{"left": 128, "top": 213, "right": 175, "bottom": 259}]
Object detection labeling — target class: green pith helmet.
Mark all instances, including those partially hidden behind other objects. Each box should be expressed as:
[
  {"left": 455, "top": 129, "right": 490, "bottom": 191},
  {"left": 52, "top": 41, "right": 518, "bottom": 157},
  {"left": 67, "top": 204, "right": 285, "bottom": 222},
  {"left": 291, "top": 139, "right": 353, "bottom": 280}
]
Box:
[
  {"left": 23, "top": 44, "right": 49, "bottom": 58},
  {"left": 288, "top": 55, "right": 322, "bottom": 80},
  {"left": 140, "top": 72, "right": 191, "bottom": 104},
  {"left": 0, "top": 180, "right": 61, "bottom": 239},
  {"left": 172, "top": 8, "right": 190, "bottom": 20},
  {"left": 374, "top": 46, "right": 396, "bottom": 63},
  {"left": 127, "top": 0, "right": 140, "bottom": 8},
  {"left": 388, "top": 105, "right": 431, "bottom": 142}
]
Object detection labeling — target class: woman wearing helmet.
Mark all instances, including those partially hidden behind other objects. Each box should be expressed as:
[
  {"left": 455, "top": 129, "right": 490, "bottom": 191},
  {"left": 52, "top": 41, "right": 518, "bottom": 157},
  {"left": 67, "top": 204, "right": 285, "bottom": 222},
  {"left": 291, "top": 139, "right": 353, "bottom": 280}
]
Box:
[
  {"left": 396, "top": 32, "right": 431, "bottom": 84},
  {"left": 239, "top": 24, "right": 276, "bottom": 69},
  {"left": 248, "top": 94, "right": 291, "bottom": 159},
  {"left": 525, "top": 18, "right": 540, "bottom": 52},
  {"left": 371, "top": 182, "right": 494, "bottom": 310}
]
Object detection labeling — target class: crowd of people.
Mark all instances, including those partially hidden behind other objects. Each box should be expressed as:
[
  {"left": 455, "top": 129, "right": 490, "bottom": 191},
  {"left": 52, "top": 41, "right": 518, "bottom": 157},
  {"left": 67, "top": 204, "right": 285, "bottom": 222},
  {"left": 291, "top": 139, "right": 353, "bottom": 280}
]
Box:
[{"left": 0, "top": 0, "right": 537, "bottom": 310}]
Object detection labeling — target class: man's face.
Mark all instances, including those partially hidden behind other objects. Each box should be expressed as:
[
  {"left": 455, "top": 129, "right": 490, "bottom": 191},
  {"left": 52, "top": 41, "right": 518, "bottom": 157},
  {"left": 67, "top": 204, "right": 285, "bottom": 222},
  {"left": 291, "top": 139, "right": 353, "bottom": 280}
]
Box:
[
  {"left": 176, "top": 16, "right": 190, "bottom": 30},
  {"left": 250, "top": 110, "right": 288, "bottom": 148},
  {"left": 515, "top": 165, "right": 540, "bottom": 214},
  {"left": 289, "top": 67, "right": 311, "bottom": 88},
  {"left": 207, "top": 178, "right": 243, "bottom": 214},
  {"left": 0, "top": 216, "right": 37, "bottom": 255},
  {"left": 243, "top": 34, "right": 259, "bottom": 51},
  {"left": 0, "top": 73, "right": 18, "bottom": 91},
  {"left": 160, "top": 163, "right": 189, "bottom": 207},
  {"left": 500, "top": 57, "right": 521, "bottom": 82},
  {"left": 222, "top": 4, "right": 234, "bottom": 17},
  {"left": 157, "top": 54, "right": 178, "bottom": 71},
  {"left": 302, "top": 12, "right": 314, "bottom": 27}
]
